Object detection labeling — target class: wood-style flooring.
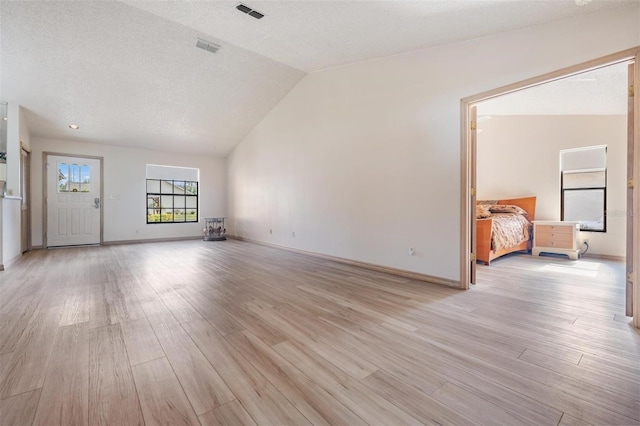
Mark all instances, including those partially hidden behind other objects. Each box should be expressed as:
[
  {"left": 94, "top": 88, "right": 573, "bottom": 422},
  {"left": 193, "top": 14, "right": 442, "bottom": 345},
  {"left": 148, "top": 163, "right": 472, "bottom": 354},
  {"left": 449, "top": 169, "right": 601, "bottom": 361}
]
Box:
[{"left": 0, "top": 239, "right": 638, "bottom": 425}]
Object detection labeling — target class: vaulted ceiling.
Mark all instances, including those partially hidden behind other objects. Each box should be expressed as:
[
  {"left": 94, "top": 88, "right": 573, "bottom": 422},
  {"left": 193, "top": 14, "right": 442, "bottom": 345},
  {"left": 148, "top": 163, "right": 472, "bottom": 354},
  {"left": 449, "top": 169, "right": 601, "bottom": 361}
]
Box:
[{"left": 1, "top": 0, "right": 636, "bottom": 156}]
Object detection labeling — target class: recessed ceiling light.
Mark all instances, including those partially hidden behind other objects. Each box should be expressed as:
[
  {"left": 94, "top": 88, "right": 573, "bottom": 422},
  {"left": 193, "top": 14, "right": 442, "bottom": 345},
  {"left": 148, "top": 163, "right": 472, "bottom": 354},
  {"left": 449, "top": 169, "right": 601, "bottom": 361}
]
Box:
[
  {"left": 575, "top": 0, "right": 592, "bottom": 5},
  {"left": 69, "top": 124, "right": 79, "bottom": 129}
]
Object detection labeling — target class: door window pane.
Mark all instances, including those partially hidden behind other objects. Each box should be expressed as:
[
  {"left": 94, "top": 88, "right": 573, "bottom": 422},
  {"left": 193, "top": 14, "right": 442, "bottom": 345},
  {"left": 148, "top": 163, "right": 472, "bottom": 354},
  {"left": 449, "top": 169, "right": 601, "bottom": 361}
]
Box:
[
  {"left": 70, "top": 164, "right": 80, "bottom": 192},
  {"left": 80, "top": 164, "right": 90, "bottom": 192},
  {"left": 58, "top": 163, "right": 69, "bottom": 192}
]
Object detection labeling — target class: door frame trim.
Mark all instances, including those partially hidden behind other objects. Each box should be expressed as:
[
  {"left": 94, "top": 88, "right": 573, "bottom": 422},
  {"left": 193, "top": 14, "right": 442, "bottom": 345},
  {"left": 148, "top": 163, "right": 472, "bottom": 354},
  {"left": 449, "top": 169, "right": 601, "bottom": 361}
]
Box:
[
  {"left": 42, "top": 152, "right": 104, "bottom": 248},
  {"left": 20, "top": 142, "right": 31, "bottom": 253},
  {"left": 459, "top": 46, "right": 640, "bottom": 325}
]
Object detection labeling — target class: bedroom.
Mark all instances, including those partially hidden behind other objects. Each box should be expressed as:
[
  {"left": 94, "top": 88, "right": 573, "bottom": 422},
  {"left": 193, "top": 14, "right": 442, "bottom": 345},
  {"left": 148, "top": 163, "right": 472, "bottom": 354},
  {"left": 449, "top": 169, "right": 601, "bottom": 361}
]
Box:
[{"left": 473, "top": 62, "right": 628, "bottom": 266}]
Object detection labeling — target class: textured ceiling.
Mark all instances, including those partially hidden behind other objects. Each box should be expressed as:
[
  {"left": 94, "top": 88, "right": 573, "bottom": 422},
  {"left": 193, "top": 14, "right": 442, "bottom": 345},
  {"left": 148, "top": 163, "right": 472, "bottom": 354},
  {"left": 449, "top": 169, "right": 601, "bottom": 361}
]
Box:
[
  {"left": 1, "top": 0, "right": 637, "bottom": 156},
  {"left": 0, "top": 1, "right": 304, "bottom": 156},
  {"left": 123, "top": 0, "right": 635, "bottom": 72},
  {"left": 479, "top": 62, "right": 629, "bottom": 116}
]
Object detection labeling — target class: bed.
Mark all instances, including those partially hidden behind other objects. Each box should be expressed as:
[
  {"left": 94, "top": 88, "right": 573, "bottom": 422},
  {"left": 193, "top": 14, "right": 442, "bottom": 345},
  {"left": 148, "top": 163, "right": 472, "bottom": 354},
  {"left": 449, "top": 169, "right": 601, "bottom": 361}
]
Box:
[{"left": 476, "top": 196, "right": 536, "bottom": 265}]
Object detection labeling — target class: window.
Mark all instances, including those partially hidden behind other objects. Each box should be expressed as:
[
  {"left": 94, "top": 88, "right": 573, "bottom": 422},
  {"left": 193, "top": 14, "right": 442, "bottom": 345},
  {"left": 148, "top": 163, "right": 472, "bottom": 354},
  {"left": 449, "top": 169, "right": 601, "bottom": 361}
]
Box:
[
  {"left": 560, "top": 145, "right": 606, "bottom": 232},
  {"left": 58, "top": 162, "right": 91, "bottom": 192},
  {"left": 146, "top": 164, "right": 199, "bottom": 224}
]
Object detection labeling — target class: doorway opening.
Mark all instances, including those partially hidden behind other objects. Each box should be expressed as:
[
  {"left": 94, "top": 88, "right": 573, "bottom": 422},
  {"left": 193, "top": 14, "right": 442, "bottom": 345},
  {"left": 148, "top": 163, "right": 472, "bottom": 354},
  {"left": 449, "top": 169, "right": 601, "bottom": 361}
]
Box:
[{"left": 461, "top": 47, "right": 640, "bottom": 328}]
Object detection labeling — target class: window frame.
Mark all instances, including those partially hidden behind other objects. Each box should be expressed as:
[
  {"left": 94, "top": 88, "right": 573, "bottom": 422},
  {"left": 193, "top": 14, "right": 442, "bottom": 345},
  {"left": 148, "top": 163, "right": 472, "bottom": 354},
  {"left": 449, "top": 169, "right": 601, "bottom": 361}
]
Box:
[
  {"left": 146, "top": 178, "right": 199, "bottom": 224},
  {"left": 560, "top": 169, "right": 607, "bottom": 233}
]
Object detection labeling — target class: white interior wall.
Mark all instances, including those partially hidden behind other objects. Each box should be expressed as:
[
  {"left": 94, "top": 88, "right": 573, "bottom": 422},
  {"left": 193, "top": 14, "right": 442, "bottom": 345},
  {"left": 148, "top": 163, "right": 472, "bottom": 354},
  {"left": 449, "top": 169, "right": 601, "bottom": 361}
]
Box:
[
  {"left": 227, "top": 5, "right": 640, "bottom": 282},
  {"left": 30, "top": 137, "right": 226, "bottom": 246},
  {"left": 0, "top": 104, "right": 30, "bottom": 267},
  {"left": 476, "top": 115, "right": 627, "bottom": 257}
]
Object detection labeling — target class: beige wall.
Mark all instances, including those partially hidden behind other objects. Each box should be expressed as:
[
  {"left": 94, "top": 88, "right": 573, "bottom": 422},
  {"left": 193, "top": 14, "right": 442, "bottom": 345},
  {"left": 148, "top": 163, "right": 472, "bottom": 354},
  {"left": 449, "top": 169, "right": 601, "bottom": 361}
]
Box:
[
  {"left": 476, "top": 115, "right": 627, "bottom": 257},
  {"left": 226, "top": 6, "right": 640, "bottom": 282},
  {"left": 30, "top": 137, "right": 226, "bottom": 246}
]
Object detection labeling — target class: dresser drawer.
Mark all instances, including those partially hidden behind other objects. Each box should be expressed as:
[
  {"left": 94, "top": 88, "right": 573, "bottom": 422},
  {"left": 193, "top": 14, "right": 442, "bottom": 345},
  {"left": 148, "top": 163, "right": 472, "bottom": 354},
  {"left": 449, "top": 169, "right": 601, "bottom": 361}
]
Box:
[
  {"left": 535, "top": 224, "right": 574, "bottom": 234},
  {"left": 535, "top": 231, "right": 574, "bottom": 243},
  {"left": 535, "top": 237, "right": 574, "bottom": 249}
]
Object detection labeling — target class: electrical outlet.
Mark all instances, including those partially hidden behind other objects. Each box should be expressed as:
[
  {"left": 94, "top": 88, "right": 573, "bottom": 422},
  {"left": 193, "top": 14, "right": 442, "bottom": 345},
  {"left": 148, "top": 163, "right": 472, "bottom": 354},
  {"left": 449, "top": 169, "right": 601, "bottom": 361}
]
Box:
[
  {"left": 269, "top": 229, "right": 272, "bottom": 234},
  {"left": 408, "top": 247, "right": 415, "bottom": 256},
  {"left": 292, "top": 231, "right": 295, "bottom": 237}
]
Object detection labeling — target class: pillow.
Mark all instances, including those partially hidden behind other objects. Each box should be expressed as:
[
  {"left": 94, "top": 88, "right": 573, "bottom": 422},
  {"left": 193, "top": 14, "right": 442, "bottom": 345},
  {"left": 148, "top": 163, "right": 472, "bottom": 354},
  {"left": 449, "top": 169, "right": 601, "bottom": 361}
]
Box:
[
  {"left": 476, "top": 204, "right": 492, "bottom": 219},
  {"left": 489, "top": 204, "right": 527, "bottom": 215},
  {"left": 477, "top": 200, "right": 498, "bottom": 206}
]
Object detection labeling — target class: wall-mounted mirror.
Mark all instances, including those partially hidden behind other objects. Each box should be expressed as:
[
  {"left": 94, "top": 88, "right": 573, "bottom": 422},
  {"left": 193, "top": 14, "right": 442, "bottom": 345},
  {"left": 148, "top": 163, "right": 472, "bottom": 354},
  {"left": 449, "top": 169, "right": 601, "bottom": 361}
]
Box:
[{"left": 0, "top": 102, "right": 7, "bottom": 184}]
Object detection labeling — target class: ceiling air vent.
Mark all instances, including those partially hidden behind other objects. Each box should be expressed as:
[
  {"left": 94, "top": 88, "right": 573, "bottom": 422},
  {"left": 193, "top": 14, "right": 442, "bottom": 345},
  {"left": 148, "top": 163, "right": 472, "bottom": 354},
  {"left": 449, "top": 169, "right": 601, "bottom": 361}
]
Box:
[
  {"left": 196, "top": 38, "right": 220, "bottom": 54},
  {"left": 236, "top": 3, "right": 265, "bottom": 19},
  {"left": 236, "top": 4, "right": 251, "bottom": 14}
]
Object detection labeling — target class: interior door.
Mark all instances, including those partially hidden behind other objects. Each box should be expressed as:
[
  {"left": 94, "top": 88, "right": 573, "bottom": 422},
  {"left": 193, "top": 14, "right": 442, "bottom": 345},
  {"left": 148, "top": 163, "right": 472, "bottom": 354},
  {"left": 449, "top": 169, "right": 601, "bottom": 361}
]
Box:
[
  {"left": 46, "top": 155, "right": 101, "bottom": 247},
  {"left": 470, "top": 105, "right": 478, "bottom": 285},
  {"left": 20, "top": 147, "right": 30, "bottom": 253}
]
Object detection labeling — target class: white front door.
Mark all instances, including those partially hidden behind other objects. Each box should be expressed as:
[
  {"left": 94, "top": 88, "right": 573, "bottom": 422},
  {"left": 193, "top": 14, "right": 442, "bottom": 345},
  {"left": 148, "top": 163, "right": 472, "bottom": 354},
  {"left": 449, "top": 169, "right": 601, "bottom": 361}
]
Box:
[{"left": 46, "top": 155, "right": 101, "bottom": 247}]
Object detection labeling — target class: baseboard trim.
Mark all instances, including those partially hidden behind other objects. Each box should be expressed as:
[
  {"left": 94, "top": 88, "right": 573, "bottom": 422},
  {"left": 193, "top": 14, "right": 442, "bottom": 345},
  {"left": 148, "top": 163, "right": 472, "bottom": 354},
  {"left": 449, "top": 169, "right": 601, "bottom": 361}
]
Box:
[
  {"left": 102, "top": 236, "right": 202, "bottom": 246},
  {"left": 582, "top": 253, "right": 625, "bottom": 262},
  {"left": 229, "top": 235, "right": 460, "bottom": 288}
]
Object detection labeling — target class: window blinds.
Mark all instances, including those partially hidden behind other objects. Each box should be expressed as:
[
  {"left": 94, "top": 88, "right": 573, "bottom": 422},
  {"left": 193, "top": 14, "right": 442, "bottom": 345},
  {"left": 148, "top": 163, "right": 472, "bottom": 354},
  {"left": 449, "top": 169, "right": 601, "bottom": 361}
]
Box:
[{"left": 560, "top": 145, "right": 607, "bottom": 172}]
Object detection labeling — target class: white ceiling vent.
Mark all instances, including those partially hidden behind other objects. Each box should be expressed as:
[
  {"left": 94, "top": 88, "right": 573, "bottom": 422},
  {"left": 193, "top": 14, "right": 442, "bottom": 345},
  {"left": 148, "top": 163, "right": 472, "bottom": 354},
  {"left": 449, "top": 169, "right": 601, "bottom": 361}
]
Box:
[{"left": 196, "top": 38, "right": 220, "bottom": 54}]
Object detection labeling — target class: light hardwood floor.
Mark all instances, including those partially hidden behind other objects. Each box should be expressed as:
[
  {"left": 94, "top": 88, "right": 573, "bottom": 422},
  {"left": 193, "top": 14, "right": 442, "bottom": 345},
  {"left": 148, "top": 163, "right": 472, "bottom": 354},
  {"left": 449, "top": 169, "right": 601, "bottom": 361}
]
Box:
[{"left": 0, "top": 240, "right": 638, "bottom": 425}]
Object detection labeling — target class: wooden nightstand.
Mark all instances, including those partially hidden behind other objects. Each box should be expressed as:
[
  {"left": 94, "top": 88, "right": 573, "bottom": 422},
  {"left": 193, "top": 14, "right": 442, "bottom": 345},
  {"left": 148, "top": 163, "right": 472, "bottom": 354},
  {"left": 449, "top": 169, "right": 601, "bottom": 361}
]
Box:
[{"left": 532, "top": 221, "right": 580, "bottom": 260}]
